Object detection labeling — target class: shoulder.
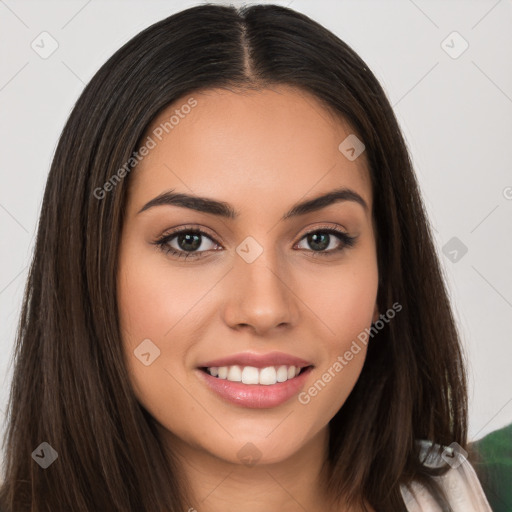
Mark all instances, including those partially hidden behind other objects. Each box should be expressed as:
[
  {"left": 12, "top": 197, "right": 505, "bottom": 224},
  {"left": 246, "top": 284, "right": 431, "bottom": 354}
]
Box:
[
  {"left": 399, "top": 439, "right": 493, "bottom": 512},
  {"left": 470, "top": 423, "right": 512, "bottom": 512}
]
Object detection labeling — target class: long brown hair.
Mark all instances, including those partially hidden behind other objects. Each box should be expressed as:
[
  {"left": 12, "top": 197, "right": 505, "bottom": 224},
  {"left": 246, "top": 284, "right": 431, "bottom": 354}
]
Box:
[{"left": 0, "top": 4, "right": 467, "bottom": 511}]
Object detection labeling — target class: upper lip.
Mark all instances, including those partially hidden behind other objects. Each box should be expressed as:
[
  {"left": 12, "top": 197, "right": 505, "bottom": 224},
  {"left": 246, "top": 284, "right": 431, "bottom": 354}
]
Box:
[{"left": 198, "top": 351, "right": 313, "bottom": 369}]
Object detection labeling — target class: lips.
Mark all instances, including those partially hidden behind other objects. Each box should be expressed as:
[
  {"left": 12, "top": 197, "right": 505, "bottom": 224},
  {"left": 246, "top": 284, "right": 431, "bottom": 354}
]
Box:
[
  {"left": 196, "top": 365, "right": 314, "bottom": 408},
  {"left": 197, "top": 351, "right": 313, "bottom": 369},
  {"left": 195, "top": 351, "right": 314, "bottom": 408}
]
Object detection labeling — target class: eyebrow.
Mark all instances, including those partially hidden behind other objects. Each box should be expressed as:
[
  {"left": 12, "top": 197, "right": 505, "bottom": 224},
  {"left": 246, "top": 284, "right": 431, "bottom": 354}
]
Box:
[{"left": 137, "top": 186, "right": 368, "bottom": 220}]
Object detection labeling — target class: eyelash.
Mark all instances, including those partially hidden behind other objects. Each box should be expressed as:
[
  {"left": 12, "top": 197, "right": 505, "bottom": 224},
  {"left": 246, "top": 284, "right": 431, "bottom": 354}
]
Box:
[{"left": 152, "top": 225, "right": 357, "bottom": 260}]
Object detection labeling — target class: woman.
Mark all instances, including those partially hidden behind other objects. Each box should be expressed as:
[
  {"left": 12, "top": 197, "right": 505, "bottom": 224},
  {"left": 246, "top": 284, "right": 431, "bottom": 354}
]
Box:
[{"left": 0, "top": 4, "right": 493, "bottom": 511}]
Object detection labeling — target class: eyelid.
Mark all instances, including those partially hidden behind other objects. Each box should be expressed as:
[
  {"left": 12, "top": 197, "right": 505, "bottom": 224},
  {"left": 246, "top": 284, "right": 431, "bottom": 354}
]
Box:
[
  {"left": 299, "top": 222, "right": 349, "bottom": 236},
  {"left": 159, "top": 222, "right": 350, "bottom": 242},
  {"left": 153, "top": 222, "right": 356, "bottom": 259},
  {"left": 158, "top": 224, "right": 221, "bottom": 243},
  {"left": 295, "top": 224, "right": 357, "bottom": 254},
  {"left": 152, "top": 225, "right": 221, "bottom": 260}
]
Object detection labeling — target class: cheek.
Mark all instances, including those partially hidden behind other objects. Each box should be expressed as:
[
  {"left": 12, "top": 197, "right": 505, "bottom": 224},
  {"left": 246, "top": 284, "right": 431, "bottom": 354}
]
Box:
[
  {"left": 294, "top": 259, "right": 378, "bottom": 421},
  {"left": 297, "top": 292, "right": 374, "bottom": 428},
  {"left": 116, "top": 260, "right": 195, "bottom": 435},
  {"left": 296, "top": 258, "right": 378, "bottom": 343},
  {"left": 117, "top": 251, "right": 216, "bottom": 344},
  {"left": 116, "top": 248, "right": 223, "bottom": 428}
]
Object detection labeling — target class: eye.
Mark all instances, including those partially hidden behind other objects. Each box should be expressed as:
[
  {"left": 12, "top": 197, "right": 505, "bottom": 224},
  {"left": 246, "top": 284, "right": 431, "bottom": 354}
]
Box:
[
  {"left": 153, "top": 225, "right": 357, "bottom": 261},
  {"left": 153, "top": 227, "right": 220, "bottom": 260},
  {"left": 295, "top": 227, "right": 357, "bottom": 256}
]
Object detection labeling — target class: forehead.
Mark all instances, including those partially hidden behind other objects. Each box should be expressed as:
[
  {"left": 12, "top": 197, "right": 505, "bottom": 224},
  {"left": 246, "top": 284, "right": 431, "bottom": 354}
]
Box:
[{"left": 128, "top": 85, "right": 372, "bottom": 216}]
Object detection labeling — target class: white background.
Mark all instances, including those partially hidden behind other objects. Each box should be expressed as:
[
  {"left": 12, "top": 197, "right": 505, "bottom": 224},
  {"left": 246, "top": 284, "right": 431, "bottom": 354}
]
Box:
[{"left": 1, "top": 0, "right": 511, "bottom": 461}]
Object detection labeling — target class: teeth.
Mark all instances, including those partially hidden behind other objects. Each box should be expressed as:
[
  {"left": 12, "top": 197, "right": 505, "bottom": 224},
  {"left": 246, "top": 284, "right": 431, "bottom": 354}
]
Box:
[
  {"left": 259, "top": 366, "right": 276, "bottom": 385},
  {"left": 276, "top": 365, "right": 288, "bottom": 382},
  {"left": 227, "top": 365, "right": 242, "bottom": 382},
  {"left": 206, "top": 364, "right": 303, "bottom": 385},
  {"left": 242, "top": 366, "right": 259, "bottom": 384}
]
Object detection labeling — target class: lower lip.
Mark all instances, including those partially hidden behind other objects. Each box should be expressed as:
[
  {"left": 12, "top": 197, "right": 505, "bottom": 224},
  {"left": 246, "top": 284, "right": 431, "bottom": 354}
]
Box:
[{"left": 196, "top": 366, "right": 314, "bottom": 409}]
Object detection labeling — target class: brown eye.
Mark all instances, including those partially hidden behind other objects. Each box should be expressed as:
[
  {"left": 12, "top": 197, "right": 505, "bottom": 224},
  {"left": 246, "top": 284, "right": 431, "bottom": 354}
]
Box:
[
  {"left": 296, "top": 228, "right": 357, "bottom": 255},
  {"left": 154, "top": 228, "right": 220, "bottom": 259}
]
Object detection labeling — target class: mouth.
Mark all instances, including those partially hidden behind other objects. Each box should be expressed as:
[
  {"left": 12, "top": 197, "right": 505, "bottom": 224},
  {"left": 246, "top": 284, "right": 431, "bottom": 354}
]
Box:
[
  {"left": 196, "top": 364, "right": 315, "bottom": 409},
  {"left": 198, "top": 364, "right": 313, "bottom": 385}
]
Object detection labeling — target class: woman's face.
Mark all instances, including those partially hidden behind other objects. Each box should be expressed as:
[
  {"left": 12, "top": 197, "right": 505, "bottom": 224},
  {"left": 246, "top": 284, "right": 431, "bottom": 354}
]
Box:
[{"left": 117, "top": 85, "right": 379, "bottom": 466}]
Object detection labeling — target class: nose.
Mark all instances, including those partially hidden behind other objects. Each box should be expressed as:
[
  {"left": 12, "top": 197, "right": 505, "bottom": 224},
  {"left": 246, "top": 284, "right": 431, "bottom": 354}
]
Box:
[{"left": 222, "top": 248, "right": 301, "bottom": 336}]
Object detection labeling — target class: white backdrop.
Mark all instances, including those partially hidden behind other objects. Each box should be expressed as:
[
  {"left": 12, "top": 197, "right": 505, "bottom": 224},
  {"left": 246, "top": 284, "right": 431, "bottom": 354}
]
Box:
[{"left": 1, "top": 0, "right": 511, "bottom": 459}]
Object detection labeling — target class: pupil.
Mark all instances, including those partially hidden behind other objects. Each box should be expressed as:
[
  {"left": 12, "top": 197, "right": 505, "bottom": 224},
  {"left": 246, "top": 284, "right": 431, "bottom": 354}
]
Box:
[
  {"left": 176, "top": 232, "right": 330, "bottom": 253},
  {"left": 178, "top": 233, "right": 201, "bottom": 251},
  {"left": 309, "top": 232, "right": 329, "bottom": 251}
]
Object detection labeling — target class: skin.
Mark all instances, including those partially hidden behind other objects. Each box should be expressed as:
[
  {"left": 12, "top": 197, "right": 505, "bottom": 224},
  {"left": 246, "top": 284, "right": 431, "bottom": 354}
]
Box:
[{"left": 117, "top": 85, "right": 379, "bottom": 512}]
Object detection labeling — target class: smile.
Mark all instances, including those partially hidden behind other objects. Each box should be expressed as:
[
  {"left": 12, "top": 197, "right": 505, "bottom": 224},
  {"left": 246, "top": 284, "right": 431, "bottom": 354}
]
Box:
[
  {"left": 196, "top": 365, "right": 314, "bottom": 409},
  {"left": 201, "top": 364, "right": 308, "bottom": 385}
]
